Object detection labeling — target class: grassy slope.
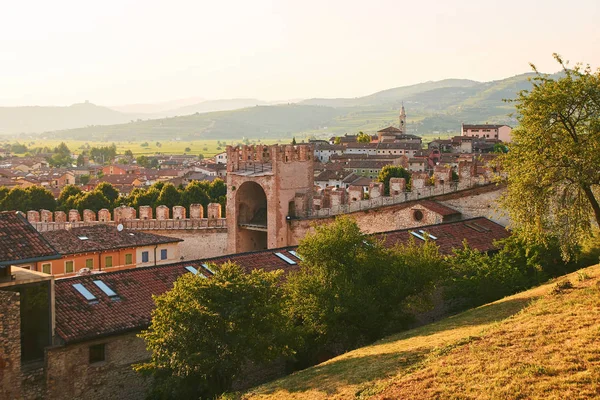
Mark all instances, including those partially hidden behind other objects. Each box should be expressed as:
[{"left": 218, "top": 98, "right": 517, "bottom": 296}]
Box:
[{"left": 244, "top": 265, "right": 600, "bottom": 399}]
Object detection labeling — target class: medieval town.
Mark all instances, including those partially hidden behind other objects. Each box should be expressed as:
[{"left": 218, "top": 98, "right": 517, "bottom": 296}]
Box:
[{"left": 2, "top": 1, "right": 600, "bottom": 399}]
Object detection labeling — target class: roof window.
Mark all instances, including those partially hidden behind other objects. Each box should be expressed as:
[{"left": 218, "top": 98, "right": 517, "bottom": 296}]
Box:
[
  {"left": 93, "top": 280, "right": 119, "bottom": 299},
  {"left": 78, "top": 236, "right": 89, "bottom": 240},
  {"left": 185, "top": 265, "right": 206, "bottom": 278},
  {"left": 274, "top": 252, "right": 296, "bottom": 265},
  {"left": 201, "top": 263, "right": 215, "bottom": 274},
  {"left": 288, "top": 250, "right": 303, "bottom": 260},
  {"left": 410, "top": 231, "right": 426, "bottom": 241},
  {"left": 73, "top": 283, "right": 97, "bottom": 302},
  {"left": 419, "top": 230, "right": 438, "bottom": 240}
]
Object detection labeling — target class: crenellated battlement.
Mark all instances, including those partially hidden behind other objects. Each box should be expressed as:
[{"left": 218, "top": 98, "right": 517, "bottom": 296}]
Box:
[
  {"left": 226, "top": 144, "right": 313, "bottom": 174},
  {"left": 27, "top": 203, "right": 226, "bottom": 232}
]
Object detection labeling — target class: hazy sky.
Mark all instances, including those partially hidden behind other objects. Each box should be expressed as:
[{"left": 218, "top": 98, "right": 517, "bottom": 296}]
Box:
[{"left": 1, "top": 0, "right": 599, "bottom": 106}]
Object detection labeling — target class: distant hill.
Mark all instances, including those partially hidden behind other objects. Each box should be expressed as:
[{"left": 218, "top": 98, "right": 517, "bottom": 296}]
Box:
[
  {"left": 163, "top": 98, "right": 269, "bottom": 117},
  {"left": 0, "top": 102, "right": 132, "bottom": 135},
  {"left": 110, "top": 97, "right": 205, "bottom": 114},
  {"left": 9, "top": 72, "right": 550, "bottom": 140},
  {"left": 244, "top": 265, "right": 600, "bottom": 399},
  {"left": 300, "top": 78, "right": 480, "bottom": 108},
  {"left": 45, "top": 104, "right": 341, "bottom": 141}
]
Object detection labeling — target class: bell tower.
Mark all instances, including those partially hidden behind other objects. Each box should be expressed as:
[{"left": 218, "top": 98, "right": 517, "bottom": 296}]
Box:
[{"left": 399, "top": 103, "right": 407, "bottom": 134}]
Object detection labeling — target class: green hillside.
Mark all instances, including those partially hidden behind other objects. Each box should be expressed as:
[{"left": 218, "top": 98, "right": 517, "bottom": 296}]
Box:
[
  {"left": 0, "top": 102, "right": 131, "bottom": 135},
  {"left": 44, "top": 105, "right": 341, "bottom": 141},
  {"left": 18, "top": 72, "right": 551, "bottom": 141},
  {"left": 242, "top": 265, "right": 600, "bottom": 399}
]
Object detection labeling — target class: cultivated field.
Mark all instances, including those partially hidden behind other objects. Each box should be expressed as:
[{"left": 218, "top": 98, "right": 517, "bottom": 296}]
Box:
[{"left": 0, "top": 139, "right": 289, "bottom": 158}]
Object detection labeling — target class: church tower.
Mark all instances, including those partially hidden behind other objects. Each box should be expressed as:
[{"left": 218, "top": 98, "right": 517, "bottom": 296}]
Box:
[{"left": 399, "top": 103, "right": 407, "bottom": 134}]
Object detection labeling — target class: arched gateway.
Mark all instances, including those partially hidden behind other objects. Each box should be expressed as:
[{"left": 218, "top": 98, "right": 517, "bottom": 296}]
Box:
[{"left": 226, "top": 144, "right": 314, "bottom": 253}]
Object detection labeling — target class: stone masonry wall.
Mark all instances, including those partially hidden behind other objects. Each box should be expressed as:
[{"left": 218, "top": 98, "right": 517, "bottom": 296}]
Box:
[
  {"left": 436, "top": 184, "right": 508, "bottom": 226},
  {"left": 0, "top": 291, "right": 22, "bottom": 400},
  {"left": 45, "top": 333, "right": 149, "bottom": 400},
  {"left": 147, "top": 228, "right": 229, "bottom": 260}
]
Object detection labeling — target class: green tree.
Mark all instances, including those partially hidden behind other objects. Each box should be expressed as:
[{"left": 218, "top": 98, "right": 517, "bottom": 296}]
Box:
[
  {"left": 75, "top": 191, "right": 110, "bottom": 212},
  {"left": 356, "top": 131, "right": 371, "bottom": 143},
  {"left": 95, "top": 182, "right": 120, "bottom": 206},
  {"left": 285, "top": 217, "right": 442, "bottom": 361},
  {"left": 136, "top": 262, "right": 294, "bottom": 399},
  {"left": 292, "top": 137, "right": 297, "bottom": 145},
  {"left": 26, "top": 186, "right": 57, "bottom": 211},
  {"left": 333, "top": 137, "right": 341, "bottom": 145},
  {"left": 493, "top": 143, "right": 508, "bottom": 153},
  {"left": 157, "top": 183, "right": 180, "bottom": 209},
  {"left": 1, "top": 188, "right": 30, "bottom": 212},
  {"left": 500, "top": 54, "right": 600, "bottom": 256},
  {"left": 377, "top": 165, "right": 411, "bottom": 195},
  {"left": 76, "top": 154, "right": 86, "bottom": 167},
  {"left": 180, "top": 181, "right": 210, "bottom": 212},
  {"left": 10, "top": 143, "right": 28, "bottom": 154},
  {"left": 124, "top": 149, "right": 134, "bottom": 158},
  {"left": 58, "top": 185, "right": 82, "bottom": 210},
  {"left": 124, "top": 187, "right": 160, "bottom": 209},
  {"left": 184, "top": 147, "right": 191, "bottom": 152},
  {"left": 136, "top": 155, "right": 149, "bottom": 168}
]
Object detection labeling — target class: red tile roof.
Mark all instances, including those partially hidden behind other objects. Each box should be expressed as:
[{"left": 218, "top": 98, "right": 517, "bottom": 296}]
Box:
[
  {"left": 418, "top": 200, "right": 462, "bottom": 217},
  {"left": 379, "top": 217, "right": 509, "bottom": 254},
  {"left": 54, "top": 217, "right": 508, "bottom": 343},
  {"left": 42, "top": 225, "right": 182, "bottom": 255},
  {"left": 0, "top": 211, "right": 60, "bottom": 266}
]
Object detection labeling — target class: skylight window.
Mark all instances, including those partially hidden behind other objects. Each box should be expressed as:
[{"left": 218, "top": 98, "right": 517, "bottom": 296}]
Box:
[
  {"left": 73, "top": 283, "right": 97, "bottom": 302},
  {"left": 274, "top": 252, "right": 296, "bottom": 265},
  {"left": 185, "top": 266, "right": 207, "bottom": 278},
  {"left": 93, "top": 280, "right": 118, "bottom": 299},
  {"left": 419, "top": 230, "right": 438, "bottom": 240},
  {"left": 410, "top": 231, "right": 426, "bottom": 241},
  {"left": 78, "top": 236, "right": 89, "bottom": 240},
  {"left": 201, "top": 263, "right": 215, "bottom": 274},
  {"left": 129, "top": 233, "right": 135, "bottom": 236},
  {"left": 288, "top": 251, "right": 303, "bottom": 260}
]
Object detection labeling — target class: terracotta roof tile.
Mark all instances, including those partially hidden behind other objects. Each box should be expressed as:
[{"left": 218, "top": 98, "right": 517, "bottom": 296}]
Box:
[
  {"left": 0, "top": 211, "right": 60, "bottom": 266},
  {"left": 42, "top": 225, "right": 182, "bottom": 255}
]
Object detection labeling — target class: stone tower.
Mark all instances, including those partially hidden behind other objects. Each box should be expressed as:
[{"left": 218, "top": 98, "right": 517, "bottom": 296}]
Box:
[
  {"left": 399, "top": 103, "right": 407, "bottom": 134},
  {"left": 226, "top": 144, "right": 314, "bottom": 253}
]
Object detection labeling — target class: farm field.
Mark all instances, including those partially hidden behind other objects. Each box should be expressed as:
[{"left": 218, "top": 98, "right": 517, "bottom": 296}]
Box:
[{"left": 0, "top": 138, "right": 290, "bottom": 158}]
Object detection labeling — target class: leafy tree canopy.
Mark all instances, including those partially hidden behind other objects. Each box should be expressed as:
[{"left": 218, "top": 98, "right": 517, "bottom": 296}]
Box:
[
  {"left": 500, "top": 54, "right": 600, "bottom": 257},
  {"left": 377, "top": 165, "right": 411, "bottom": 195},
  {"left": 136, "top": 262, "right": 294, "bottom": 399}
]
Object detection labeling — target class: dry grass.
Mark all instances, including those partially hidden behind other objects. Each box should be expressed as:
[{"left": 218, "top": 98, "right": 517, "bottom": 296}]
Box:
[{"left": 242, "top": 265, "right": 600, "bottom": 400}]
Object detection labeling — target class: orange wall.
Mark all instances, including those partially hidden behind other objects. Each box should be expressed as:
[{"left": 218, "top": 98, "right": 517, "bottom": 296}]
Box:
[{"left": 36, "top": 248, "right": 139, "bottom": 278}]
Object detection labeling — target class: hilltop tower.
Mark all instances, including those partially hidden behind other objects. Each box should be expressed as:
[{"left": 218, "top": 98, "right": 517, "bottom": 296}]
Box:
[
  {"left": 226, "top": 144, "right": 314, "bottom": 253},
  {"left": 399, "top": 103, "right": 407, "bottom": 134}
]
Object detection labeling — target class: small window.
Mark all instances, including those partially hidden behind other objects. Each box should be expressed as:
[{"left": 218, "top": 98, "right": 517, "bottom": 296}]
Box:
[
  {"left": 65, "top": 261, "right": 74, "bottom": 274},
  {"left": 42, "top": 263, "right": 51, "bottom": 274},
  {"left": 142, "top": 251, "right": 149, "bottom": 263},
  {"left": 86, "top": 258, "right": 93, "bottom": 269},
  {"left": 160, "top": 249, "right": 167, "bottom": 260},
  {"left": 413, "top": 209, "right": 424, "bottom": 221},
  {"left": 105, "top": 256, "right": 113, "bottom": 268},
  {"left": 125, "top": 254, "right": 133, "bottom": 265},
  {"left": 89, "top": 344, "right": 106, "bottom": 364}
]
